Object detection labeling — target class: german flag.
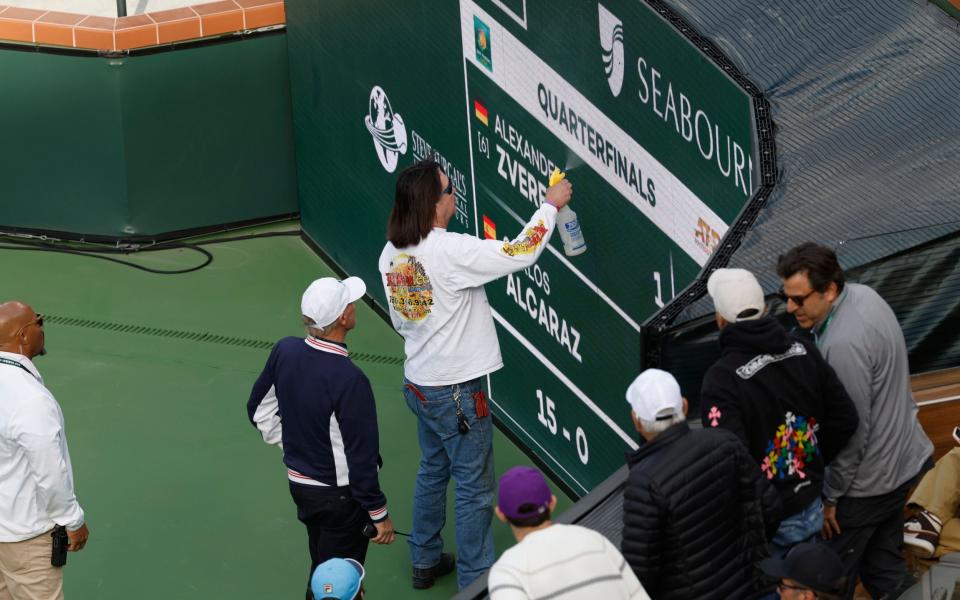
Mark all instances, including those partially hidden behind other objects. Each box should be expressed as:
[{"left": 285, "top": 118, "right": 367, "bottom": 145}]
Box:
[
  {"left": 474, "top": 100, "right": 489, "bottom": 126},
  {"left": 483, "top": 214, "right": 496, "bottom": 239}
]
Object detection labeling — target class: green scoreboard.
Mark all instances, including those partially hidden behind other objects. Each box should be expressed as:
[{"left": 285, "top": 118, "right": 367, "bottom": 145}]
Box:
[{"left": 288, "top": 0, "right": 756, "bottom": 495}]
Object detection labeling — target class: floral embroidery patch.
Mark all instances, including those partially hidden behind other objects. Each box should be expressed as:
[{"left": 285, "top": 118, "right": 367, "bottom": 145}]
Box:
[{"left": 761, "top": 411, "right": 819, "bottom": 480}]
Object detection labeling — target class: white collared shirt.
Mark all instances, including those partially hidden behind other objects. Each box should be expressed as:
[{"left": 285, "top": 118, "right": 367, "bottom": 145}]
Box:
[
  {"left": 0, "top": 351, "right": 84, "bottom": 541},
  {"left": 379, "top": 203, "right": 558, "bottom": 385}
]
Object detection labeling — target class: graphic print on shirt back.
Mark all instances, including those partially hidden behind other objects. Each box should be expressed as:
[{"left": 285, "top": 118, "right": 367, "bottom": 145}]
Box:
[
  {"left": 385, "top": 253, "right": 434, "bottom": 321},
  {"left": 735, "top": 342, "right": 807, "bottom": 379},
  {"left": 502, "top": 220, "right": 548, "bottom": 256}
]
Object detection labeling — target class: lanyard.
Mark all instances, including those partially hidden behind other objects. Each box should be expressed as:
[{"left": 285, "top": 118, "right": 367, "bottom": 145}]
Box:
[{"left": 0, "top": 357, "right": 37, "bottom": 380}]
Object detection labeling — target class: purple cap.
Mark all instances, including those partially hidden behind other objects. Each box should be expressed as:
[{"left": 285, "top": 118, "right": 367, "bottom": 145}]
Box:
[{"left": 498, "top": 466, "right": 552, "bottom": 520}]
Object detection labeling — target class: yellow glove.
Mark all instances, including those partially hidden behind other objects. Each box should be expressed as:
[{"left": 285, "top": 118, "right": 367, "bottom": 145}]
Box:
[{"left": 549, "top": 168, "right": 566, "bottom": 187}]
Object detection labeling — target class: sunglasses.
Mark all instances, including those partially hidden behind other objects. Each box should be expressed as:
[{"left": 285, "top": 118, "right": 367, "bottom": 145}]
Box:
[
  {"left": 440, "top": 179, "right": 454, "bottom": 196},
  {"left": 777, "top": 288, "right": 817, "bottom": 308},
  {"left": 15, "top": 314, "right": 44, "bottom": 336},
  {"left": 778, "top": 581, "right": 812, "bottom": 593}
]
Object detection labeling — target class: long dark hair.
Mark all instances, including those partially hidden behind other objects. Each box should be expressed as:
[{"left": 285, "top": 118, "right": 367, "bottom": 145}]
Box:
[{"left": 386, "top": 160, "right": 442, "bottom": 247}]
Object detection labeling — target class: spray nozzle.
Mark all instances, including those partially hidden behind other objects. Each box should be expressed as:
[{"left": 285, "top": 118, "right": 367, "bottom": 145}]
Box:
[{"left": 549, "top": 168, "right": 566, "bottom": 187}]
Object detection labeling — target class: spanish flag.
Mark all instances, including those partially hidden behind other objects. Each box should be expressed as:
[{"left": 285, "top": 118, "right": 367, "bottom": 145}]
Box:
[
  {"left": 474, "top": 100, "right": 489, "bottom": 126},
  {"left": 483, "top": 215, "right": 496, "bottom": 239}
]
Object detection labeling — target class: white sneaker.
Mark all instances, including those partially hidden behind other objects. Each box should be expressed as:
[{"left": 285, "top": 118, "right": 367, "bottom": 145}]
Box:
[{"left": 904, "top": 509, "right": 943, "bottom": 558}]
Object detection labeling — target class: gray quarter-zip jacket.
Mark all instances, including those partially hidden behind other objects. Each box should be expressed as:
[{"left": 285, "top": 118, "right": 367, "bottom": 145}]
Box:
[{"left": 816, "top": 283, "right": 932, "bottom": 499}]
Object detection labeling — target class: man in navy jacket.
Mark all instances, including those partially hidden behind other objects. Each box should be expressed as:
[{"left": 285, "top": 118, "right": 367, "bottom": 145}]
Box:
[{"left": 248, "top": 277, "right": 394, "bottom": 599}]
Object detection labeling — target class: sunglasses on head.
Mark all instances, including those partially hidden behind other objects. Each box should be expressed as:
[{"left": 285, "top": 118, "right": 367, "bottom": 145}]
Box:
[{"left": 777, "top": 288, "right": 817, "bottom": 308}]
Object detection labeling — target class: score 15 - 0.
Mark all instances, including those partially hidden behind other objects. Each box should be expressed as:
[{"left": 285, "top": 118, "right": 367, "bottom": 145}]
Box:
[{"left": 536, "top": 389, "right": 589, "bottom": 465}]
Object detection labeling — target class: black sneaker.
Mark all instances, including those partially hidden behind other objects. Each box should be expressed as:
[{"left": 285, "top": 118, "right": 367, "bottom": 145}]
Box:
[
  {"left": 412, "top": 553, "right": 456, "bottom": 589},
  {"left": 904, "top": 509, "right": 942, "bottom": 558}
]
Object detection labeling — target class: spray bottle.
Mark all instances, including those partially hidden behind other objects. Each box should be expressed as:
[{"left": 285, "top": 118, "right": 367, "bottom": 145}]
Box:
[{"left": 549, "top": 168, "right": 586, "bottom": 256}]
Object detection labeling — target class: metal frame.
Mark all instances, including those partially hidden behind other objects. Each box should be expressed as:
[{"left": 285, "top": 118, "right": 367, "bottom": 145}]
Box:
[{"left": 639, "top": 0, "right": 778, "bottom": 369}]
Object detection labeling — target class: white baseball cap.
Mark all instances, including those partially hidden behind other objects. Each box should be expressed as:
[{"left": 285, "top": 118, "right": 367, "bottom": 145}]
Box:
[
  {"left": 707, "top": 268, "right": 765, "bottom": 323},
  {"left": 301, "top": 277, "right": 366, "bottom": 329},
  {"left": 625, "top": 368, "right": 684, "bottom": 422}
]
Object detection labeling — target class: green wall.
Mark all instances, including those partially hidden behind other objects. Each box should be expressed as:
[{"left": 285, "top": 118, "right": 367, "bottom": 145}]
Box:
[
  {"left": 933, "top": 0, "right": 960, "bottom": 21},
  {"left": 0, "top": 34, "right": 298, "bottom": 238},
  {"left": 288, "top": 0, "right": 756, "bottom": 495}
]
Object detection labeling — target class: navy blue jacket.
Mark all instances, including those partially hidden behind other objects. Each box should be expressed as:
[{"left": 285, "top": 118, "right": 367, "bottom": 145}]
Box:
[{"left": 247, "top": 336, "right": 387, "bottom": 520}]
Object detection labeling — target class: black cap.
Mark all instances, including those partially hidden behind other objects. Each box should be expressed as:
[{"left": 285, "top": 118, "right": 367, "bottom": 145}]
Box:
[{"left": 759, "top": 543, "right": 845, "bottom": 593}]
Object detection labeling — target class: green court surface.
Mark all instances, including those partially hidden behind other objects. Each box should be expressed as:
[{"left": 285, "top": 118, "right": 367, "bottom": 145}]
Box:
[{"left": 1, "top": 222, "right": 570, "bottom": 599}]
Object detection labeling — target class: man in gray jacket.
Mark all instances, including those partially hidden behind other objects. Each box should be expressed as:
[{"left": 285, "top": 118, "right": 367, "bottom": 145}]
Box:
[{"left": 777, "top": 243, "right": 932, "bottom": 600}]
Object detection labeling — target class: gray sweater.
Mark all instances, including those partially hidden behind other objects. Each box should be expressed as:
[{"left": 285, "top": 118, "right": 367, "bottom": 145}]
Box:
[{"left": 817, "top": 283, "right": 932, "bottom": 499}]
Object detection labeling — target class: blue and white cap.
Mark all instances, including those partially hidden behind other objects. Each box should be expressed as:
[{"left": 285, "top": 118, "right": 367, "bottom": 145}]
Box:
[{"left": 311, "top": 558, "right": 365, "bottom": 600}]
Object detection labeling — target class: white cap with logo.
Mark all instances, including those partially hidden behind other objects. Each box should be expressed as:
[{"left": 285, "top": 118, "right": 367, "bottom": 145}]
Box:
[
  {"left": 301, "top": 277, "right": 367, "bottom": 329},
  {"left": 707, "top": 268, "right": 765, "bottom": 323},
  {"left": 625, "top": 368, "right": 684, "bottom": 422}
]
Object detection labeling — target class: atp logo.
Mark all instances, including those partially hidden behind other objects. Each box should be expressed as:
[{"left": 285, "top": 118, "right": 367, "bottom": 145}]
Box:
[
  {"left": 598, "top": 3, "right": 625, "bottom": 98},
  {"left": 364, "top": 85, "right": 408, "bottom": 173}
]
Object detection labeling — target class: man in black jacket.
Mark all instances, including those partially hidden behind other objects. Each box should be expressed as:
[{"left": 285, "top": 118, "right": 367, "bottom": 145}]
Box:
[
  {"left": 700, "top": 268, "right": 859, "bottom": 557},
  {"left": 622, "top": 368, "right": 781, "bottom": 600}
]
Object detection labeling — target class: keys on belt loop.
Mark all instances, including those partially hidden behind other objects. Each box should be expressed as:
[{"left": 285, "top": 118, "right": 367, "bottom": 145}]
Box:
[{"left": 454, "top": 384, "right": 471, "bottom": 434}]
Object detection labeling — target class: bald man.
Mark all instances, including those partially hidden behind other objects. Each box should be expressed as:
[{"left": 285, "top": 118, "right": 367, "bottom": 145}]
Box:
[{"left": 0, "top": 302, "right": 89, "bottom": 600}]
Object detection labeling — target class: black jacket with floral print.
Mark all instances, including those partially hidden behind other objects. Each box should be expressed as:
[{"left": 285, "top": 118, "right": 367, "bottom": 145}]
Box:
[{"left": 699, "top": 316, "right": 859, "bottom": 517}]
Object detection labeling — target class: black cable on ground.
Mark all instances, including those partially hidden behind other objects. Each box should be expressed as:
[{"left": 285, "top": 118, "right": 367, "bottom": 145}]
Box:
[
  {"left": 0, "top": 243, "right": 213, "bottom": 274},
  {"left": 0, "top": 230, "right": 300, "bottom": 275}
]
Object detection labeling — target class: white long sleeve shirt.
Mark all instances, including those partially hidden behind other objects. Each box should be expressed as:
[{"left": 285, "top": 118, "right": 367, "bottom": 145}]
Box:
[
  {"left": 0, "top": 351, "right": 84, "bottom": 541},
  {"left": 379, "top": 203, "right": 558, "bottom": 385}
]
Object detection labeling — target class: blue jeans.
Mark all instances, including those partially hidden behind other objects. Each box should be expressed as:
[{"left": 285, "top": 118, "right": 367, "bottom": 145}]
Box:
[
  {"left": 770, "top": 497, "right": 824, "bottom": 558},
  {"left": 403, "top": 378, "right": 495, "bottom": 589}
]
